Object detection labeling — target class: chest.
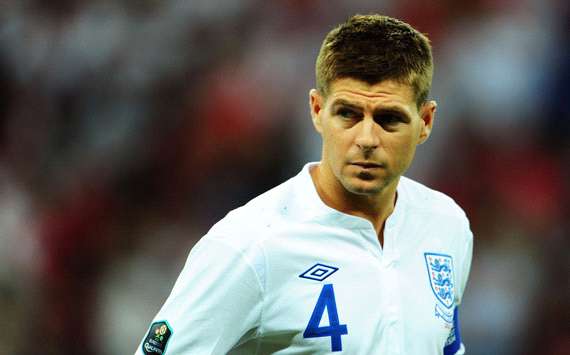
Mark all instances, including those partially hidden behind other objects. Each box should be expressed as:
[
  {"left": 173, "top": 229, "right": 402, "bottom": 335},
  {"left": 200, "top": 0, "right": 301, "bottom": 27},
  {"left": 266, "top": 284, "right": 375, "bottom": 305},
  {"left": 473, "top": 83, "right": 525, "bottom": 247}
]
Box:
[{"left": 236, "top": 223, "right": 461, "bottom": 354}]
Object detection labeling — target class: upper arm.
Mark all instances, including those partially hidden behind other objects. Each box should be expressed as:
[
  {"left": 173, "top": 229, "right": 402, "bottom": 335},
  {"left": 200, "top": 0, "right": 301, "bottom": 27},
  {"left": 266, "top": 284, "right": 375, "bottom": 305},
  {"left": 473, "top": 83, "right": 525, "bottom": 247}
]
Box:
[
  {"left": 456, "top": 218, "right": 474, "bottom": 306},
  {"left": 135, "top": 237, "right": 264, "bottom": 355},
  {"left": 445, "top": 217, "right": 473, "bottom": 355}
]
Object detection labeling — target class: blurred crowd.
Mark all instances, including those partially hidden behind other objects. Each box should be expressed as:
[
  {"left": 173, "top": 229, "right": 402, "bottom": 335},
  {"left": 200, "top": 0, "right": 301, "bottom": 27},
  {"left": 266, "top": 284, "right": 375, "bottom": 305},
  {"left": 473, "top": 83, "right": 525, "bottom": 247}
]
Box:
[{"left": 0, "top": 0, "right": 568, "bottom": 354}]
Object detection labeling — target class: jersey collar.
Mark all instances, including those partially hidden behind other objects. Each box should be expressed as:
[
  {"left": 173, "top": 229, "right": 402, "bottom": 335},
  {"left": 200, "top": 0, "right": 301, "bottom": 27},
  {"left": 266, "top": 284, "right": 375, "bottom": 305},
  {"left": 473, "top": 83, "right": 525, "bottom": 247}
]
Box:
[{"left": 293, "top": 162, "right": 406, "bottom": 231}]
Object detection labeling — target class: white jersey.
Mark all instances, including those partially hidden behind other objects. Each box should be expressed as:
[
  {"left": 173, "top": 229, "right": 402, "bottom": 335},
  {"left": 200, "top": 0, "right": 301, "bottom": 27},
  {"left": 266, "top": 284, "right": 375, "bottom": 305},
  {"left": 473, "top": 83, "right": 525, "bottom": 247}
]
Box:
[{"left": 135, "top": 162, "right": 473, "bottom": 355}]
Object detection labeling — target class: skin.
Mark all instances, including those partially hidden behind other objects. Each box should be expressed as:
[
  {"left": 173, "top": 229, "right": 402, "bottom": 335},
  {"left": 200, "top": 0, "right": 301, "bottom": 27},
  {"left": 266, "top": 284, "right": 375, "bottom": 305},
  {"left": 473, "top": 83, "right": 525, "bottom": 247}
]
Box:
[{"left": 309, "top": 77, "right": 437, "bottom": 246}]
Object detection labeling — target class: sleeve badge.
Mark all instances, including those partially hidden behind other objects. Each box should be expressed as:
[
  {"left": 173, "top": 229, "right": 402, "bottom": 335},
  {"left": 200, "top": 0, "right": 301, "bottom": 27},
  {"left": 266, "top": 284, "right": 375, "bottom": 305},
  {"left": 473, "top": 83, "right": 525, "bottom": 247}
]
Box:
[{"left": 142, "top": 320, "right": 173, "bottom": 355}]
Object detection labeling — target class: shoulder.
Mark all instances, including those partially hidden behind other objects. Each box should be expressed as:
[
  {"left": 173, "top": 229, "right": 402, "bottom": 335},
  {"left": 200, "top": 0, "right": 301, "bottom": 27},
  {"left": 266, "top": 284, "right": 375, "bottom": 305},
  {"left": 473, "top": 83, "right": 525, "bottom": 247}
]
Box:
[
  {"left": 204, "top": 174, "right": 298, "bottom": 250},
  {"left": 190, "top": 176, "right": 301, "bottom": 291},
  {"left": 399, "top": 176, "right": 470, "bottom": 228},
  {"left": 399, "top": 176, "right": 473, "bottom": 268}
]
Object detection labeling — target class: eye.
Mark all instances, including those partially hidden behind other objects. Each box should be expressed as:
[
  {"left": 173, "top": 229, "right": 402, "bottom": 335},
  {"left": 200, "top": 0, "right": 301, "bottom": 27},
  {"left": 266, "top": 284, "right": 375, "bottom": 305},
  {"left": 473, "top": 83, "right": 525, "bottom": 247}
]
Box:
[
  {"left": 375, "top": 114, "right": 403, "bottom": 127},
  {"left": 336, "top": 108, "right": 360, "bottom": 119}
]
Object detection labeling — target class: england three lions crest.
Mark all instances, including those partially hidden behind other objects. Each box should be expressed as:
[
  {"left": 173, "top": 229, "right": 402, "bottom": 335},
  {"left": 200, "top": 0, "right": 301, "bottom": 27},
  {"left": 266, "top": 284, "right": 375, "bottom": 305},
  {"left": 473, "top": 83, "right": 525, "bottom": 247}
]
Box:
[{"left": 424, "top": 253, "right": 456, "bottom": 309}]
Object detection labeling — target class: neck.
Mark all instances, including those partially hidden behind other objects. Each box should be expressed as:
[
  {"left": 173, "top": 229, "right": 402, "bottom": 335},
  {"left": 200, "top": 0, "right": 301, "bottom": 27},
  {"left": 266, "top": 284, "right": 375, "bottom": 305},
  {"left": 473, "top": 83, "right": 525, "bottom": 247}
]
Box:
[{"left": 310, "top": 163, "right": 398, "bottom": 240}]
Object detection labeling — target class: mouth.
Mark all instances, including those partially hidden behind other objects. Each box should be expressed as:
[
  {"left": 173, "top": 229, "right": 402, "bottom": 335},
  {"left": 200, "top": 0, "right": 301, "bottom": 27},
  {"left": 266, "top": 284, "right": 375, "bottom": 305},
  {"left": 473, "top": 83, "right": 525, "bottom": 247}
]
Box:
[{"left": 350, "top": 162, "right": 383, "bottom": 169}]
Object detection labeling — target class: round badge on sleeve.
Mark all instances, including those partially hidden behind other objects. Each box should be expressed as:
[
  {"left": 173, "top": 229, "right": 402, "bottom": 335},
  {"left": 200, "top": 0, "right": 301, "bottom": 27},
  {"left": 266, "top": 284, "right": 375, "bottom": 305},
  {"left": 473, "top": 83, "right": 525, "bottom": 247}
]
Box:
[{"left": 142, "top": 321, "right": 173, "bottom": 355}]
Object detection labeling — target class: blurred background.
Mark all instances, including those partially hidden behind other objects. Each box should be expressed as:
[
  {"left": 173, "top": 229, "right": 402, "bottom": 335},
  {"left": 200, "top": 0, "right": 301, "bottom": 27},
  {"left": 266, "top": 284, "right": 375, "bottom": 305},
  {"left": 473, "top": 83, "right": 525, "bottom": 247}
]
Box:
[{"left": 0, "top": 0, "right": 568, "bottom": 354}]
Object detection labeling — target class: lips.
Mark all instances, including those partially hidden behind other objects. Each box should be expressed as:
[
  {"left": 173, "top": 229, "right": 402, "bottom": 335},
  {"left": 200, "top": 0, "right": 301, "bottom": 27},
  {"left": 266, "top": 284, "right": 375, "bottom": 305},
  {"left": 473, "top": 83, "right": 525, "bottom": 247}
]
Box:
[{"left": 350, "top": 162, "right": 383, "bottom": 168}]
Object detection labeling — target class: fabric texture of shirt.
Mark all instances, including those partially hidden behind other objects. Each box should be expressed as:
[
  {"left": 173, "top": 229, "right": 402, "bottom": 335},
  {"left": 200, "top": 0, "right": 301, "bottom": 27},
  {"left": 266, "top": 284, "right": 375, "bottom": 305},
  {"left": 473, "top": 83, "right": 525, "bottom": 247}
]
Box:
[{"left": 135, "top": 162, "right": 473, "bottom": 355}]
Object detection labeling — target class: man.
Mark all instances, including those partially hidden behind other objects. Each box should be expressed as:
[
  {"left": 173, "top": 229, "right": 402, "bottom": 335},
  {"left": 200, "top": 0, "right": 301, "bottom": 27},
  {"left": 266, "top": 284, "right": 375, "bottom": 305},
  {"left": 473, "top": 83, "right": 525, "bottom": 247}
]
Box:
[{"left": 136, "top": 14, "right": 473, "bottom": 355}]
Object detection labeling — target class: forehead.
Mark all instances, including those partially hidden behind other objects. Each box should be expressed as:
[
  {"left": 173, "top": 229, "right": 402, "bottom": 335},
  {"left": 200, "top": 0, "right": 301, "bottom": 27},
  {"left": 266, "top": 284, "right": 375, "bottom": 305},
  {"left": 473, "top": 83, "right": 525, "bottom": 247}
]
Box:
[{"left": 326, "top": 78, "right": 417, "bottom": 113}]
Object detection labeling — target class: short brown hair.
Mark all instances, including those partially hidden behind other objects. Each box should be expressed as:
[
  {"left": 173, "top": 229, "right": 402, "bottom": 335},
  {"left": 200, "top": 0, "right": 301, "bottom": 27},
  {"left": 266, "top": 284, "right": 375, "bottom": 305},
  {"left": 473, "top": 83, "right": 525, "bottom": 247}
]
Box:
[{"left": 316, "top": 14, "right": 433, "bottom": 107}]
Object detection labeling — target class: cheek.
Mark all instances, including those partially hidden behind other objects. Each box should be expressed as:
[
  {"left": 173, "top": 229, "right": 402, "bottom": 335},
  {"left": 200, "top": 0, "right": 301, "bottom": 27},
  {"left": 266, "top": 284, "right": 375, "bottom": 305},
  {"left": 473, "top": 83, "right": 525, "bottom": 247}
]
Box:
[
  {"left": 396, "top": 137, "right": 419, "bottom": 168},
  {"left": 323, "top": 128, "right": 341, "bottom": 154},
  {"left": 386, "top": 134, "right": 417, "bottom": 164},
  {"left": 323, "top": 129, "right": 352, "bottom": 167},
  {"left": 324, "top": 135, "right": 340, "bottom": 167}
]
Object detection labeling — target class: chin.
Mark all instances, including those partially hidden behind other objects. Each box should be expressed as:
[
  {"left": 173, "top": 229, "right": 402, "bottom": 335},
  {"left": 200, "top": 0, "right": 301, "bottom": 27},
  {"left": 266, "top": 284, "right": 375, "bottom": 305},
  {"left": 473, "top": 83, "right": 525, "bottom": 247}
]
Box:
[{"left": 343, "top": 178, "right": 384, "bottom": 196}]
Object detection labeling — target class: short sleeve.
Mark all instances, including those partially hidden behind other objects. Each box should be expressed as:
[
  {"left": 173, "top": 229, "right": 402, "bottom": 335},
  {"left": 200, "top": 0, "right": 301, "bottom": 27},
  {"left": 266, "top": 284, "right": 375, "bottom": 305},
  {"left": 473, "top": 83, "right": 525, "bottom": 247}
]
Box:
[
  {"left": 445, "top": 218, "right": 473, "bottom": 355},
  {"left": 455, "top": 219, "right": 474, "bottom": 306},
  {"left": 134, "top": 236, "right": 264, "bottom": 355}
]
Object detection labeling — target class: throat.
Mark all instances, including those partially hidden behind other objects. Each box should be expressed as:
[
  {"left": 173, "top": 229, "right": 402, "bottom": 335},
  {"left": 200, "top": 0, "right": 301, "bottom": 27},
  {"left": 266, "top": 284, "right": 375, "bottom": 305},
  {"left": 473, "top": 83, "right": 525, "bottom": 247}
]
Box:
[
  {"left": 353, "top": 208, "right": 390, "bottom": 248},
  {"left": 310, "top": 163, "right": 398, "bottom": 247}
]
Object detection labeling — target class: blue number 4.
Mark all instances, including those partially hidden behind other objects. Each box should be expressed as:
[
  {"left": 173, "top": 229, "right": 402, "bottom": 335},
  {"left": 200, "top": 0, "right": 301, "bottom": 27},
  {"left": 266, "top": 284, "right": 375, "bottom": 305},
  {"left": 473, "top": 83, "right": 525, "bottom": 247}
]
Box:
[{"left": 303, "top": 284, "right": 348, "bottom": 352}]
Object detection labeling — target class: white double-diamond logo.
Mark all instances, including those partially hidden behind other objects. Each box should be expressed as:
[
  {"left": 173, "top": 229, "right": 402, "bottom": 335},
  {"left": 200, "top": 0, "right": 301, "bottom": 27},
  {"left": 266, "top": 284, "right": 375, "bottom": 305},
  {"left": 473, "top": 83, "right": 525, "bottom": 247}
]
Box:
[{"left": 299, "top": 263, "right": 339, "bottom": 281}]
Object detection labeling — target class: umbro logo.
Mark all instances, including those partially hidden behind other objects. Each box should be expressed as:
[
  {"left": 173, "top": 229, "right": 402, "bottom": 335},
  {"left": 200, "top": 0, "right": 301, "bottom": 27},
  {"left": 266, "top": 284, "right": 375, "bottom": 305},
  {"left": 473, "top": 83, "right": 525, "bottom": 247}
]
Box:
[{"left": 299, "top": 263, "right": 339, "bottom": 282}]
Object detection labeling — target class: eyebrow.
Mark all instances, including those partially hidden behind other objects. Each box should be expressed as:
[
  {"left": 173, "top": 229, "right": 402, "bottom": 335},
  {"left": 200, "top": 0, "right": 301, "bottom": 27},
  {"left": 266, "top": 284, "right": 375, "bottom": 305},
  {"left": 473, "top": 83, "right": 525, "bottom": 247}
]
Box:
[
  {"left": 331, "top": 99, "right": 410, "bottom": 118},
  {"left": 331, "top": 99, "right": 363, "bottom": 112}
]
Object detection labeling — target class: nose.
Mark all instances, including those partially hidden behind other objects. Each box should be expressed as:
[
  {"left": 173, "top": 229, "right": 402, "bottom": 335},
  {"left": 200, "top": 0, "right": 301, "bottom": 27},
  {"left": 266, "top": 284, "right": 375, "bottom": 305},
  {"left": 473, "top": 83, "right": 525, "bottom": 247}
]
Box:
[{"left": 355, "top": 119, "right": 379, "bottom": 151}]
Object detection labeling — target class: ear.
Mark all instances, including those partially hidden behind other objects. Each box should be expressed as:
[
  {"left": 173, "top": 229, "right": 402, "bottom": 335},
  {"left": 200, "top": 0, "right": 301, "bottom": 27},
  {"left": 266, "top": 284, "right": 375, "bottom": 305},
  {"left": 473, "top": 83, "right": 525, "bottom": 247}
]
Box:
[
  {"left": 417, "top": 100, "right": 436, "bottom": 145},
  {"left": 309, "top": 89, "right": 325, "bottom": 134}
]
